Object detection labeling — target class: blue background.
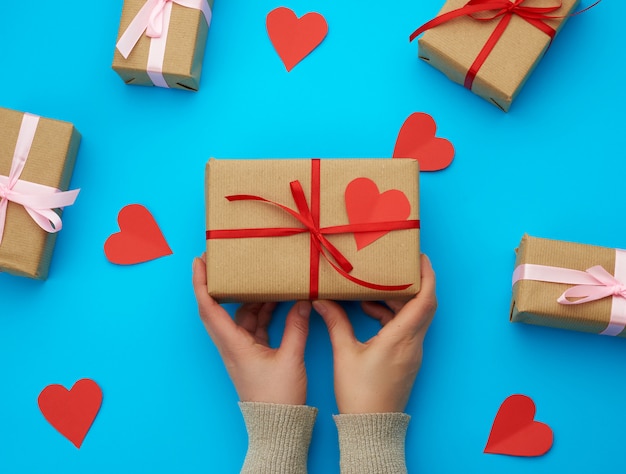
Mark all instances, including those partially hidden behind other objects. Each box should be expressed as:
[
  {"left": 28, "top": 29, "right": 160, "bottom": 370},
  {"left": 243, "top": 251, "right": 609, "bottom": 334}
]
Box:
[{"left": 0, "top": 1, "right": 623, "bottom": 472}]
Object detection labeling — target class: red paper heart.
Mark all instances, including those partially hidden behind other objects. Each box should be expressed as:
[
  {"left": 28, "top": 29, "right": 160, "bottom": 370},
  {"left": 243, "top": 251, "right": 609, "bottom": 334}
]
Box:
[
  {"left": 392, "top": 112, "right": 455, "bottom": 171},
  {"left": 266, "top": 7, "right": 328, "bottom": 72},
  {"left": 104, "top": 204, "right": 172, "bottom": 265},
  {"left": 38, "top": 378, "right": 102, "bottom": 449},
  {"left": 484, "top": 394, "right": 553, "bottom": 457},
  {"left": 345, "top": 178, "right": 411, "bottom": 251}
]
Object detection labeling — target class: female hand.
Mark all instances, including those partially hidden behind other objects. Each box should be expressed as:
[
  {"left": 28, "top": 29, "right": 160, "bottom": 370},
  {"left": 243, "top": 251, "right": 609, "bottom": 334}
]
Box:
[
  {"left": 192, "top": 255, "right": 312, "bottom": 405},
  {"left": 313, "top": 254, "right": 437, "bottom": 414}
]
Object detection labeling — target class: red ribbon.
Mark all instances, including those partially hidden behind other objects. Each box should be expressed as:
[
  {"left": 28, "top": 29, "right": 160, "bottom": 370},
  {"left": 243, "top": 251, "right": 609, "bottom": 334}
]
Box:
[
  {"left": 409, "top": 0, "right": 567, "bottom": 90},
  {"left": 205, "top": 159, "right": 420, "bottom": 299}
]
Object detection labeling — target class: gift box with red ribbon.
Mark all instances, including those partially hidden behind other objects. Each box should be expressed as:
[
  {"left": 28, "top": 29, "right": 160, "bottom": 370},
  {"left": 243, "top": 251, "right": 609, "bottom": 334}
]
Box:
[
  {"left": 511, "top": 234, "right": 626, "bottom": 337},
  {"left": 112, "top": 0, "right": 214, "bottom": 91},
  {"left": 410, "top": 0, "right": 581, "bottom": 112},
  {"left": 204, "top": 158, "right": 421, "bottom": 302},
  {"left": 0, "top": 108, "right": 81, "bottom": 279}
]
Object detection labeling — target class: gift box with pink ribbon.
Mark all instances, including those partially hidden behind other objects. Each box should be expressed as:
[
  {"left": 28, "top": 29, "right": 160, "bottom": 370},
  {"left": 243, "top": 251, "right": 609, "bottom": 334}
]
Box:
[
  {"left": 113, "top": 0, "right": 214, "bottom": 91},
  {"left": 410, "top": 0, "right": 581, "bottom": 112},
  {"left": 0, "top": 108, "right": 81, "bottom": 279},
  {"left": 511, "top": 234, "right": 626, "bottom": 337},
  {"left": 204, "top": 158, "right": 421, "bottom": 302}
]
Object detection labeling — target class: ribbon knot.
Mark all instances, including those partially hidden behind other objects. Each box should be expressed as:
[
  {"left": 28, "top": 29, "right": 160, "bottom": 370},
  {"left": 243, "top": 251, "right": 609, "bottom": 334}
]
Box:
[
  {"left": 611, "top": 285, "right": 626, "bottom": 298},
  {"left": 469, "top": 0, "right": 526, "bottom": 18},
  {"left": 507, "top": 0, "right": 525, "bottom": 10},
  {"left": 146, "top": 0, "right": 173, "bottom": 38}
]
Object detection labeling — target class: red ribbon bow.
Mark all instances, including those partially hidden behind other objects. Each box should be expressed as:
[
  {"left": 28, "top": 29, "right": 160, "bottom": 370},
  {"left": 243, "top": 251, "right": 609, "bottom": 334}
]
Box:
[
  {"left": 206, "top": 159, "right": 420, "bottom": 299},
  {"left": 410, "top": 0, "right": 568, "bottom": 90}
]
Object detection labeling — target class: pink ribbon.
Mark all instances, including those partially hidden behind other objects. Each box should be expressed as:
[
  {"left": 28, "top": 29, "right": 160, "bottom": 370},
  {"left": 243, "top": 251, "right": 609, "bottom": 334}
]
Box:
[
  {"left": 0, "top": 113, "right": 80, "bottom": 245},
  {"left": 116, "top": 0, "right": 212, "bottom": 88},
  {"left": 512, "top": 249, "right": 626, "bottom": 336}
]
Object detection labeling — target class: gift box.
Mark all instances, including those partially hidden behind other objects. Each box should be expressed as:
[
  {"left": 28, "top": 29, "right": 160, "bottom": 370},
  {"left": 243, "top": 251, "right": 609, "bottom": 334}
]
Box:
[
  {"left": 0, "top": 108, "right": 81, "bottom": 280},
  {"left": 411, "top": 0, "right": 580, "bottom": 112},
  {"left": 112, "top": 0, "right": 214, "bottom": 91},
  {"left": 204, "top": 158, "right": 421, "bottom": 302},
  {"left": 511, "top": 234, "right": 626, "bottom": 337}
]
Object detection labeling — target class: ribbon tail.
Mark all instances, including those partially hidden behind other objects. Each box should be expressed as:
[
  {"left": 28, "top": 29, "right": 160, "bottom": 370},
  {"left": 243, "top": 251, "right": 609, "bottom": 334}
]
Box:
[
  {"left": 116, "top": 0, "right": 160, "bottom": 58},
  {"left": 585, "top": 265, "right": 622, "bottom": 286},
  {"left": 319, "top": 246, "right": 413, "bottom": 293},
  {"left": 0, "top": 200, "right": 7, "bottom": 244},
  {"left": 9, "top": 189, "right": 80, "bottom": 210}
]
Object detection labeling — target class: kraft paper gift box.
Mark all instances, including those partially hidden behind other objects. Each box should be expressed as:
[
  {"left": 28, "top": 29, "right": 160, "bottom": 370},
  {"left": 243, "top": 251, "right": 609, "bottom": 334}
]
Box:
[
  {"left": 411, "top": 0, "right": 580, "bottom": 112},
  {"left": 113, "top": 0, "right": 214, "bottom": 91},
  {"left": 511, "top": 234, "right": 626, "bottom": 337},
  {"left": 205, "top": 158, "right": 421, "bottom": 302},
  {"left": 0, "top": 108, "right": 80, "bottom": 280}
]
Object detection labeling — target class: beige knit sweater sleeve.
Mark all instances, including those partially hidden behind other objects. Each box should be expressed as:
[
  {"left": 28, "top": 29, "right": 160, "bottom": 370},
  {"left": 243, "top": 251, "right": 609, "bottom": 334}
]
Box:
[
  {"left": 239, "top": 402, "right": 318, "bottom": 474},
  {"left": 239, "top": 402, "right": 410, "bottom": 473},
  {"left": 334, "top": 413, "right": 411, "bottom": 474}
]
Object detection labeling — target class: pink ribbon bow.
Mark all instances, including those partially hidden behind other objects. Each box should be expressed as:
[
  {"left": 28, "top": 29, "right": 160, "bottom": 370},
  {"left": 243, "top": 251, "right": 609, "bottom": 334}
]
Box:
[
  {"left": 116, "top": 0, "right": 212, "bottom": 59},
  {"left": 0, "top": 113, "right": 80, "bottom": 244},
  {"left": 512, "top": 251, "right": 626, "bottom": 336}
]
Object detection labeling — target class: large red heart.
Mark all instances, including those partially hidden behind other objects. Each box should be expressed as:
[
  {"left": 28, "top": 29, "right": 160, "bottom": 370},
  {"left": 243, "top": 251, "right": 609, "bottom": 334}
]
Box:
[
  {"left": 345, "top": 178, "right": 411, "bottom": 251},
  {"left": 393, "top": 112, "right": 455, "bottom": 171},
  {"left": 104, "top": 204, "right": 172, "bottom": 265},
  {"left": 38, "top": 378, "right": 103, "bottom": 449},
  {"left": 266, "top": 7, "right": 328, "bottom": 72},
  {"left": 484, "top": 394, "right": 553, "bottom": 457}
]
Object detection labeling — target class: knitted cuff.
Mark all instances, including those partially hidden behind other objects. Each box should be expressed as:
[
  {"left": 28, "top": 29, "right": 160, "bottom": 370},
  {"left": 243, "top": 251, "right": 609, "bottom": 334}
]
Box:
[
  {"left": 239, "top": 402, "right": 318, "bottom": 474},
  {"left": 333, "top": 412, "right": 410, "bottom": 474}
]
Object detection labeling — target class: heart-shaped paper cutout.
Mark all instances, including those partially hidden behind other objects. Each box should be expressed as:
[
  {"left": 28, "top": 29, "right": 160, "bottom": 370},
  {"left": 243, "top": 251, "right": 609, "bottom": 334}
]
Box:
[
  {"left": 38, "top": 378, "right": 103, "bottom": 449},
  {"left": 266, "top": 7, "right": 328, "bottom": 72},
  {"left": 393, "top": 112, "right": 455, "bottom": 171},
  {"left": 345, "top": 178, "right": 411, "bottom": 251},
  {"left": 484, "top": 394, "right": 553, "bottom": 457},
  {"left": 104, "top": 204, "right": 172, "bottom": 265}
]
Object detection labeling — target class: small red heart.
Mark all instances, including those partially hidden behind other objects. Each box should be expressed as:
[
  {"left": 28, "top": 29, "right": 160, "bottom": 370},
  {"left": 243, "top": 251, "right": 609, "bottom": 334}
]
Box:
[
  {"left": 266, "top": 7, "right": 328, "bottom": 72},
  {"left": 484, "top": 394, "right": 553, "bottom": 457},
  {"left": 345, "top": 178, "right": 411, "bottom": 251},
  {"left": 393, "top": 112, "right": 455, "bottom": 171},
  {"left": 38, "top": 378, "right": 102, "bottom": 449},
  {"left": 104, "top": 204, "right": 172, "bottom": 265}
]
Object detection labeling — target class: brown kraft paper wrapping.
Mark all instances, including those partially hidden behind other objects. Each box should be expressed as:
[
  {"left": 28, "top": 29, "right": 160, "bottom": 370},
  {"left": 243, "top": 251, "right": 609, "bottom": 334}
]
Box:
[
  {"left": 112, "top": 0, "right": 213, "bottom": 91},
  {"left": 416, "top": 0, "right": 579, "bottom": 112},
  {"left": 510, "top": 234, "right": 626, "bottom": 337},
  {"left": 205, "top": 158, "right": 421, "bottom": 302},
  {"left": 0, "top": 108, "right": 81, "bottom": 280}
]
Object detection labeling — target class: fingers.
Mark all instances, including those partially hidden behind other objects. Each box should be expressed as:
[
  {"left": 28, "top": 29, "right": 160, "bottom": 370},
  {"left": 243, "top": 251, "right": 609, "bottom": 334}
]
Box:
[
  {"left": 313, "top": 300, "right": 356, "bottom": 348},
  {"left": 192, "top": 255, "right": 240, "bottom": 345},
  {"left": 255, "top": 303, "right": 276, "bottom": 344},
  {"left": 280, "top": 301, "right": 312, "bottom": 358},
  {"left": 234, "top": 303, "right": 265, "bottom": 333},
  {"left": 234, "top": 302, "right": 276, "bottom": 345},
  {"left": 360, "top": 301, "right": 395, "bottom": 326},
  {"left": 384, "top": 299, "right": 408, "bottom": 314}
]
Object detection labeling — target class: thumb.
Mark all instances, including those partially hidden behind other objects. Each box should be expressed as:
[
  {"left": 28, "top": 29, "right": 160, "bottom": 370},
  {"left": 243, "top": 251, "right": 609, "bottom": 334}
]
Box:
[
  {"left": 313, "top": 300, "right": 356, "bottom": 349},
  {"left": 280, "top": 301, "right": 311, "bottom": 358}
]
